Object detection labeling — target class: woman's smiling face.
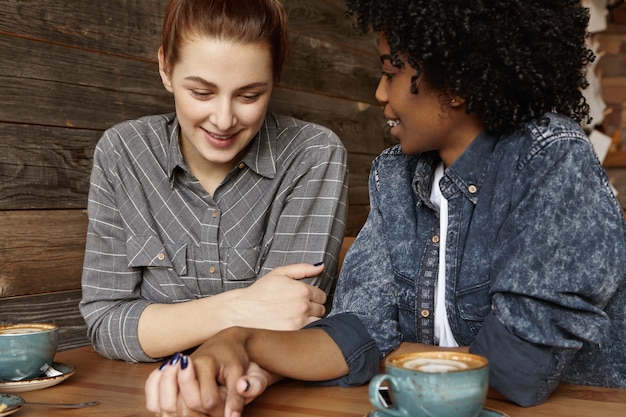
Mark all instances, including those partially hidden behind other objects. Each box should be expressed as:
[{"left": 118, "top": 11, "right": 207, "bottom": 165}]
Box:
[
  {"left": 159, "top": 36, "right": 273, "bottom": 173},
  {"left": 375, "top": 34, "right": 481, "bottom": 166},
  {"left": 375, "top": 34, "right": 450, "bottom": 156}
]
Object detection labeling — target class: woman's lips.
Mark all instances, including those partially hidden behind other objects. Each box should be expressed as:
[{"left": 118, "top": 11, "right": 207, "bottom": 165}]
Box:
[
  {"left": 210, "top": 133, "right": 234, "bottom": 140},
  {"left": 203, "top": 128, "right": 238, "bottom": 147}
]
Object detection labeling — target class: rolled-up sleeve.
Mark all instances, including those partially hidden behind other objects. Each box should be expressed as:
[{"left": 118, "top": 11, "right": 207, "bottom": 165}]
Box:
[
  {"left": 305, "top": 313, "right": 381, "bottom": 386},
  {"left": 470, "top": 314, "right": 574, "bottom": 406}
]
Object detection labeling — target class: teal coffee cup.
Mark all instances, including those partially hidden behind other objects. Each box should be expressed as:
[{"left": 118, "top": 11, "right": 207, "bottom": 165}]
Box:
[
  {"left": 369, "top": 351, "right": 489, "bottom": 417},
  {"left": 0, "top": 323, "right": 59, "bottom": 381}
]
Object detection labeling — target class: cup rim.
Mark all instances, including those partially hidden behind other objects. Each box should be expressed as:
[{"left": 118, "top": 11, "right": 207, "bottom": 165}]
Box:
[
  {"left": 386, "top": 351, "right": 489, "bottom": 372},
  {"left": 0, "top": 323, "right": 58, "bottom": 335}
]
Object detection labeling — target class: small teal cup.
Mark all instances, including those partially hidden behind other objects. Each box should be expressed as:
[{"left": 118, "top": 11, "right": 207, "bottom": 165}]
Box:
[
  {"left": 0, "top": 323, "right": 59, "bottom": 381},
  {"left": 369, "top": 351, "right": 489, "bottom": 417}
]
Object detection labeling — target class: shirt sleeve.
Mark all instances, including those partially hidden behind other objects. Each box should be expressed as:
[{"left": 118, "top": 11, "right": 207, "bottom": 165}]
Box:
[
  {"left": 470, "top": 134, "right": 626, "bottom": 406},
  {"left": 304, "top": 313, "right": 381, "bottom": 387},
  {"left": 79, "top": 131, "right": 155, "bottom": 363},
  {"left": 257, "top": 128, "right": 349, "bottom": 296}
]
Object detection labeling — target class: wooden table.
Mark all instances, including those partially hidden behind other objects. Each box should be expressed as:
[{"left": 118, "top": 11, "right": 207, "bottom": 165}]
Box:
[{"left": 6, "top": 346, "right": 626, "bottom": 416}]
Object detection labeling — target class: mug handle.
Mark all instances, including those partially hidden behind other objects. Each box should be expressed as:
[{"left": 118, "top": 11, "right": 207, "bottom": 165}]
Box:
[{"left": 368, "top": 374, "right": 407, "bottom": 417}]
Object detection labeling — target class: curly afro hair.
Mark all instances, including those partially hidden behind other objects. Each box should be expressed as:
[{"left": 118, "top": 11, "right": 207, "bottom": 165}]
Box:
[{"left": 345, "top": 0, "right": 595, "bottom": 135}]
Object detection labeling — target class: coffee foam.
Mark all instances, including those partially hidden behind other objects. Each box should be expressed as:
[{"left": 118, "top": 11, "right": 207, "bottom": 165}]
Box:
[
  {"left": 0, "top": 324, "right": 56, "bottom": 336},
  {"left": 402, "top": 358, "right": 470, "bottom": 373},
  {"left": 0, "top": 328, "right": 43, "bottom": 335}
]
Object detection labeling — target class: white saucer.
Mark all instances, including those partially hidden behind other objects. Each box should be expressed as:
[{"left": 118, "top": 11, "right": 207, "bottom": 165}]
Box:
[
  {"left": 0, "top": 393, "right": 24, "bottom": 417},
  {"left": 0, "top": 363, "right": 75, "bottom": 393},
  {"left": 365, "top": 407, "right": 510, "bottom": 417}
]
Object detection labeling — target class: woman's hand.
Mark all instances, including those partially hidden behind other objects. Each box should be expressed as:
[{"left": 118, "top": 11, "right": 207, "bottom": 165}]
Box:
[
  {"left": 227, "top": 263, "right": 327, "bottom": 330},
  {"left": 145, "top": 329, "right": 273, "bottom": 417}
]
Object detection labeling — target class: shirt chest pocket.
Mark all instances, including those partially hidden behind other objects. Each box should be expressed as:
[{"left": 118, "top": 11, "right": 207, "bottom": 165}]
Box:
[
  {"left": 224, "top": 246, "right": 262, "bottom": 282},
  {"left": 126, "top": 235, "right": 188, "bottom": 276}
]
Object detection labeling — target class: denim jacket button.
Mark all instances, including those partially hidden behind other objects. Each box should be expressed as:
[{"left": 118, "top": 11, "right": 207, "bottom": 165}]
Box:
[
  {"left": 468, "top": 184, "right": 477, "bottom": 194},
  {"left": 420, "top": 309, "right": 430, "bottom": 318},
  {"left": 432, "top": 235, "right": 440, "bottom": 244}
]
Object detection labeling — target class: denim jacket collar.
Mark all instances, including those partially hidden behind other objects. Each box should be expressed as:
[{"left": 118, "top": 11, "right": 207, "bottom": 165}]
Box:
[
  {"left": 442, "top": 131, "right": 498, "bottom": 205},
  {"left": 412, "top": 130, "right": 498, "bottom": 210}
]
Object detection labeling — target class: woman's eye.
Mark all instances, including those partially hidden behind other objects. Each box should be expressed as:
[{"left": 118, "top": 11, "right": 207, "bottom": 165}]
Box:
[
  {"left": 187, "top": 89, "right": 263, "bottom": 102},
  {"left": 190, "top": 90, "right": 213, "bottom": 99},
  {"left": 240, "top": 93, "right": 261, "bottom": 103}
]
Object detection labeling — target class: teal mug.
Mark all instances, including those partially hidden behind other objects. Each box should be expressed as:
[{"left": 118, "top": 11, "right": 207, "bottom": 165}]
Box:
[
  {"left": 0, "top": 323, "right": 59, "bottom": 381},
  {"left": 369, "top": 351, "right": 489, "bottom": 417}
]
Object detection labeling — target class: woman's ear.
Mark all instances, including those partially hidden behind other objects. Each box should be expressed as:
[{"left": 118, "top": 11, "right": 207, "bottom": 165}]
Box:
[{"left": 158, "top": 46, "right": 174, "bottom": 93}]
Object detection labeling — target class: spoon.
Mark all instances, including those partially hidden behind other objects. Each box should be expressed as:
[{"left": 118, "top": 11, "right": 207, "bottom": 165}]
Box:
[
  {"left": 9, "top": 400, "right": 99, "bottom": 409},
  {"left": 0, "top": 395, "right": 99, "bottom": 417}
]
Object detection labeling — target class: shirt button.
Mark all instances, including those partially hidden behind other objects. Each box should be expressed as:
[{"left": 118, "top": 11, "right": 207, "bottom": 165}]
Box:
[
  {"left": 420, "top": 309, "right": 430, "bottom": 318},
  {"left": 212, "top": 210, "right": 219, "bottom": 218},
  {"left": 157, "top": 253, "right": 165, "bottom": 261},
  {"left": 432, "top": 235, "right": 440, "bottom": 244},
  {"left": 468, "top": 184, "right": 477, "bottom": 193},
  {"left": 238, "top": 162, "right": 245, "bottom": 169},
  {"left": 209, "top": 266, "right": 216, "bottom": 274}
]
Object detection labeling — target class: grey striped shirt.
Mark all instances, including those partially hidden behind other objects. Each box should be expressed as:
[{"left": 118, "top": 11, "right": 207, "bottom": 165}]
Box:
[{"left": 80, "top": 112, "right": 348, "bottom": 362}]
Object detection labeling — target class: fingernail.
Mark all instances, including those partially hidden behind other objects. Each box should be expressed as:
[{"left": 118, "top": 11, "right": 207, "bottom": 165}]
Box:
[
  {"left": 314, "top": 262, "right": 323, "bottom": 267},
  {"left": 181, "top": 355, "right": 189, "bottom": 370},
  {"left": 170, "top": 352, "right": 181, "bottom": 366},
  {"left": 244, "top": 379, "right": 250, "bottom": 392},
  {"left": 158, "top": 359, "right": 169, "bottom": 370}
]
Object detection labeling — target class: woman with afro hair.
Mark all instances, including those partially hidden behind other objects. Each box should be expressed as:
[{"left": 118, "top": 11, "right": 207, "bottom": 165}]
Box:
[{"left": 145, "top": 0, "right": 626, "bottom": 414}]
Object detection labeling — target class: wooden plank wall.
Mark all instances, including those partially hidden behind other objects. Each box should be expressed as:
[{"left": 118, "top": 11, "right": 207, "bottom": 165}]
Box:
[{"left": 0, "top": 0, "right": 391, "bottom": 350}]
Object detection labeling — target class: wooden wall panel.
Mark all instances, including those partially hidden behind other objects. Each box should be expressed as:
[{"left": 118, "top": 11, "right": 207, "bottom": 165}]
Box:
[
  {"left": 0, "top": 124, "right": 96, "bottom": 209},
  {"left": 0, "top": 0, "right": 385, "bottom": 351},
  {"left": 0, "top": 210, "right": 87, "bottom": 297},
  {"left": 0, "top": 0, "right": 167, "bottom": 58},
  {"left": 284, "top": 33, "right": 379, "bottom": 105}
]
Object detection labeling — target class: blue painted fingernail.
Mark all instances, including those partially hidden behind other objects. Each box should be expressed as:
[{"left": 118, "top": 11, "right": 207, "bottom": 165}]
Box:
[
  {"left": 181, "top": 355, "right": 189, "bottom": 370},
  {"left": 170, "top": 352, "right": 181, "bottom": 366},
  {"left": 314, "top": 262, "right": 323, "bottom": 267},
  {"left": 158, "top": 359, "right": 169, "bottom": 370}
]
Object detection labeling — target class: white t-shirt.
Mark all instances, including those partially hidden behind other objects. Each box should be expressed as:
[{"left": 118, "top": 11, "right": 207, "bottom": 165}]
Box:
[{"left": 430, "top": 162, "right": 459, "bottom": 347}]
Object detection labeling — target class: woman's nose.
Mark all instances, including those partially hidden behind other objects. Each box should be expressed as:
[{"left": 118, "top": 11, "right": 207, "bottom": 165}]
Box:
[
  {"left": 374, "top": 77, "right": 388, "bottom": 104},
  {"left": 209, "top": 99, "right": 236, "bottom": 130}
]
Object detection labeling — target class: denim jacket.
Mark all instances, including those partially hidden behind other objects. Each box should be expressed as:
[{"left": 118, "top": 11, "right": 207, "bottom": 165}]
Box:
[{"left": 308, "top": 113, "right": 626, "bottom": 406}]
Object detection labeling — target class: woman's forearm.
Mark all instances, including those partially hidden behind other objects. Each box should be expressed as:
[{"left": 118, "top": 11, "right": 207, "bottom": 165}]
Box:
[
  {"left": 241, "top": 327, "right": 350, "bottom": 381},
  {"left": 138, "top": 293, "right": 237, "bottom": 358}
]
